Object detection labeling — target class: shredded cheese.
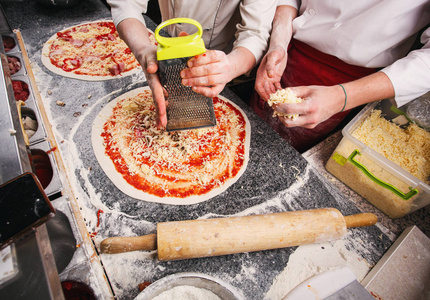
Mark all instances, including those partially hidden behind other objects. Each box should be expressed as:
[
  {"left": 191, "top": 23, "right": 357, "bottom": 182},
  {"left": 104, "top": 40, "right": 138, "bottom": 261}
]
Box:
[
  {"left": 352, "top": 109, "right": 430, "bottom": 183},
  {"left": 267, "top": 88, "right": 304, "bottom": 120}
]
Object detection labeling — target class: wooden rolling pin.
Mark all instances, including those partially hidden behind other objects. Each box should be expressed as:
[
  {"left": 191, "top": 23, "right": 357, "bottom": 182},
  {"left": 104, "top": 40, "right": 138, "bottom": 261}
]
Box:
[{"left": 100, "top": 208, "right": 377, "bottom": 261}]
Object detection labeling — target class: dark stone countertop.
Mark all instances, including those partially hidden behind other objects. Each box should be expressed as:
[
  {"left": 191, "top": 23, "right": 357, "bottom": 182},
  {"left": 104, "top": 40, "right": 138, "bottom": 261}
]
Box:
[{"left": 2, "top": 1, "right": 399, "bottom": 299}]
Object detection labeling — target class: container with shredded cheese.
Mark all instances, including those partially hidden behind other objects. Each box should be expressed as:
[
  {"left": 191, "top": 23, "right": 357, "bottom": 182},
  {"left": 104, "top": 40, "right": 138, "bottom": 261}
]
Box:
[{"left": 326, "top": 100, "right": 430, "bottom": 218}]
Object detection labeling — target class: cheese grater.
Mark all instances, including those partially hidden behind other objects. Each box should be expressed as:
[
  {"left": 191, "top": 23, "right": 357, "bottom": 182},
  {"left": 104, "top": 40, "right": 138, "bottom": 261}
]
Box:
[{"left": 155, "top": 18, "right": 217, "bottom": 131}]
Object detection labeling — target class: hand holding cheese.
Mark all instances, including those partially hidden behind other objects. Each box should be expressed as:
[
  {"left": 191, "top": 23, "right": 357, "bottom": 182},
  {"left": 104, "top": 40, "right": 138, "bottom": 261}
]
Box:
[
  {"left": 268, "top": 88, "right": 305, "bottom": 120},
  {"left": 269, "top": 73, "right": 395, "bottom": 130},
  {"left": 268, "top": 85, "right": 346, "bottom": 129}
]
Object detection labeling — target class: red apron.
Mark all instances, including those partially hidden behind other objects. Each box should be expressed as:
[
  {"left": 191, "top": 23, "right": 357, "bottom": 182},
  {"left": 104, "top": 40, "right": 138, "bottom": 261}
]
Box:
[{"left": 250, "top": 39, "right": 377, "bottom": 153}]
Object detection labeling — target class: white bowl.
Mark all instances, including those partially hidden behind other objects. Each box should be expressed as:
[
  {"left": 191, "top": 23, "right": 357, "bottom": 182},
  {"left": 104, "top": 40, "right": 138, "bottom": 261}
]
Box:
[{"left": 134, "top": 272, "right": 244, "bottom": 300}]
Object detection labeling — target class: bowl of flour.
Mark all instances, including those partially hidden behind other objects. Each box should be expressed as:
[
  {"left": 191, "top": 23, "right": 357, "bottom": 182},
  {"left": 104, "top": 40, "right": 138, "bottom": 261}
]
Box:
[{"left": 134, "top": 272, "right": 244, "bottom": 300}]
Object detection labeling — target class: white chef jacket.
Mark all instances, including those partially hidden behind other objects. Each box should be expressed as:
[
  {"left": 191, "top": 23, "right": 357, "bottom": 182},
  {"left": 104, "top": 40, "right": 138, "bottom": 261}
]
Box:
[
  {"left": 107, "top": 0, "right": 277, "bottom": 64},
  {"left": 278, "top": 0, "right": 430, "bottom": 107}
]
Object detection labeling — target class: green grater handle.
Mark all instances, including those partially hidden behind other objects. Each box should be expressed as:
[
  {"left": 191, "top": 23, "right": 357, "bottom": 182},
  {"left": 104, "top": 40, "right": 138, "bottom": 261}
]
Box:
[
  {"left": 155, "top": 18, "right": 206, "bottom": 61},
  {"left": 347, "top": 149, "right": 418, "bottom": 200},
  {"left": 390, "top": 105, "right": 413, "bottom": 123}
]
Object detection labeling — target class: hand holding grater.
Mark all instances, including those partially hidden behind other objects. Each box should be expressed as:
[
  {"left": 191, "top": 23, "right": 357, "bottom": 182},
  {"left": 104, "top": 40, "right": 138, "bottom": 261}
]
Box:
[{"left": 154, "top": 18, "right": 217, "bottom": 131}]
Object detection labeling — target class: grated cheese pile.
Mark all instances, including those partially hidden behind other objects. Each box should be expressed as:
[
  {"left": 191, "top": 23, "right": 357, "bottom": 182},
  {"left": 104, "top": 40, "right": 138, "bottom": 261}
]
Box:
[
  {"left": 267, "top": 88, "right": 304, "bottom": 120},
  {"left": 352, "top": 109, "right": 430, "bottom": 183}
]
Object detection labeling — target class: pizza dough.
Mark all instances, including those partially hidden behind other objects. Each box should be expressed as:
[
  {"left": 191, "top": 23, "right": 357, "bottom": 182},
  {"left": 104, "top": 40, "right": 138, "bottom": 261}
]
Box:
[
  {"left": 41, "top": 20, "right": 156, "bottom": 81},
  {"left": 91, "top": 86, "right": 250, "bottom": 205}
]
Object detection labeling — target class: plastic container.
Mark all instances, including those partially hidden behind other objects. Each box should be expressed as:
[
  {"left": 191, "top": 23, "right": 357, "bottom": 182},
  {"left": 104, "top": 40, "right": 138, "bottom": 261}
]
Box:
[
  {"left": 326, "top": 99, "right": 430, "bottom": 218},
  {"left": 406, "top": 92, "right": 430, "bottom": 131}
]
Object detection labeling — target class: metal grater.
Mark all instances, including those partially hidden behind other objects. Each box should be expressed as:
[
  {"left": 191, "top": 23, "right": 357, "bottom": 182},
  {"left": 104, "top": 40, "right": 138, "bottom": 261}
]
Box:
[
  {"left": 159, "top": 58, "right": 216, "bottom": 131},
  {"left": 155, "top": 18, "right": 217, "bottom": 131}
]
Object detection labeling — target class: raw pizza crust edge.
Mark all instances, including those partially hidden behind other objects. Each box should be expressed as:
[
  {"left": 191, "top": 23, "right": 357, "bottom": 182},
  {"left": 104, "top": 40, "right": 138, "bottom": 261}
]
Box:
[{"left": 91, "top": 86, "right": 251, "bottom": 205}]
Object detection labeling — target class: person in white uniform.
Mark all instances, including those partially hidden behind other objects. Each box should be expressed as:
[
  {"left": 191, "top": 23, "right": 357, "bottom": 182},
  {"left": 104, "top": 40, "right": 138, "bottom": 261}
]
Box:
[
  {"left": 252, "top": 0, "right": 430, "bottom": 153},
  {"left": 107, "top": 0, "right": 277, "bottom": 128}
]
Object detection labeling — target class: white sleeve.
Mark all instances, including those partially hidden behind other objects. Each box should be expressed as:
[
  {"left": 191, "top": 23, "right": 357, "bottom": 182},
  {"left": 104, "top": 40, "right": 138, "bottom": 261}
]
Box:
[
  {"left": 106, "top": 0, "right": 148, "bottom": 26},
  {"left": 277, "top": 0, "right": 300, "bottom": 10},
  {"left": 233, "top": 0, "right": 277, "bottom": 63},
  {"left": 381, "top": 26, "right": 430, "bottom": 107}
]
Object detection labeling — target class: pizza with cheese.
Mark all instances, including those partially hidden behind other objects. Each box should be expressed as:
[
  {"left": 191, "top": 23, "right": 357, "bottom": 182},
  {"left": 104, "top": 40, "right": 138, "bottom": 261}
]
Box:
[
  {"left": 91, "top": 87, "right": 250, "bottom": 205},
  {"left": 41, "top": 20, "right": 156, "bottom": 81}
]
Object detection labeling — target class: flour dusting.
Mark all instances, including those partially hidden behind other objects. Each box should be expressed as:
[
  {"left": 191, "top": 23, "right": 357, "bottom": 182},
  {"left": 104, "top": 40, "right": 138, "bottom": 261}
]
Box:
[
  {"left": 200, "top": 165, "right": 312, "bottom": 220},
  {"left": 100, "top": 251, "right": 157, "bottom": 299},
  {"left": 264, "top": 238, "right": 370, "bottom": 300}
]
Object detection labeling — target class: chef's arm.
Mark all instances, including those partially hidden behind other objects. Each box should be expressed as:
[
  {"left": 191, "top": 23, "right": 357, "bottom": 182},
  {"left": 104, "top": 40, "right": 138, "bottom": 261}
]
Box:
[
  {"left": 255, "top": 5, "right": 298, "bottom": 101},
  {"left": 106, "top": 0, "right": 167, "bottom": 127},
  {"left": 107, "top": 0, "right": 156, "bottom": 72},
  {"left": 334, "top": 29, "right": 430, "bottom": 113},
  {"left": 267, "top": 5, "right": 297, "bottom": 62},
  {"left": 227, "top": 47, "right": 257, "bottom": 80},
  {"left": 335, "top": 72, "right": 395, "bottom": 112},
  {"left": 380, "top": 26, "right": 430, "bottom": 107},
  {"left": 276, "top": 27, "right": 430, "bottom": 130},
  {"left": 116, "top": 18, "right": 167, "bottom": 128},
  {"left": 116, "top": 18, "right": 156, "bottom": 73}
]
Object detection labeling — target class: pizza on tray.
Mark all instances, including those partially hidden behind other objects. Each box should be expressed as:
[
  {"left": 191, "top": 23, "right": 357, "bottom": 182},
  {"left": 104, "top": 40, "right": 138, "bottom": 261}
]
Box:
[
  {"left": 41, "top": 20, "right": 156, "bottom": 81},
  {"left": 91, "top": 87, "right": 251, "bottom": 205}
]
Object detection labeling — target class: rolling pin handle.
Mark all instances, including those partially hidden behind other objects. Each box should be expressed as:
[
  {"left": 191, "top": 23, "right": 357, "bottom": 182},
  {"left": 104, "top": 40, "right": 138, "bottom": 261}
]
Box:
[
  {"left": 100, "top": 233, "right": 157, "bottom": 254},
  {"left": 344, "top": 213, "right": 377, "bottom": 228}
]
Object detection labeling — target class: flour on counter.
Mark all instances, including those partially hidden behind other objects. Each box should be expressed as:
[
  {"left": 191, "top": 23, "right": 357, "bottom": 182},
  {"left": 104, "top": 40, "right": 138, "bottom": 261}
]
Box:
[
  {"left": 200, "top": 165, "right": 312, "bottom": 221},
  {"left": 264, "top": 238, "right": 370, "bottom": 300},
  {"left": 149, "top": 285, "right": 221, "bottom": 300},
  {"left": 53, "top": 88, "right": 144, "bottom": 231},
  {"left": 100, "top": 251, "right": 157, "bottom": 299}
]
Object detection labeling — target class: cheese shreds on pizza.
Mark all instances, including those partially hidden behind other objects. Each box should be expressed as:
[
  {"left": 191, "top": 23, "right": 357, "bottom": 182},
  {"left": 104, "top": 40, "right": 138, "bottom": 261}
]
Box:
[
  {"left": 91, "top": 87, "right": 250, "bottom": 205},
  {"left": 42, "top": 20, "right": 156, "bottom": 80}
]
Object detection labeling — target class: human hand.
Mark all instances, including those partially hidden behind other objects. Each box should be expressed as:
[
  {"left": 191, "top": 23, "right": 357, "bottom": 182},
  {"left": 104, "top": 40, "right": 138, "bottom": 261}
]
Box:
[
  {"left": 136, "top": 44, "right": 167, "bottom": 128},
  {"left": 255, "top": 46, "right": 287, "bottom": 101},
  {"left": 180, "top": 50, "right": 232, "bottom": 98},
  {"left": 274, "top": 85, "right": 346, "bottom": 129},
  {"left": 116, "top": 19, "right": 168, "bottom": 128}
]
